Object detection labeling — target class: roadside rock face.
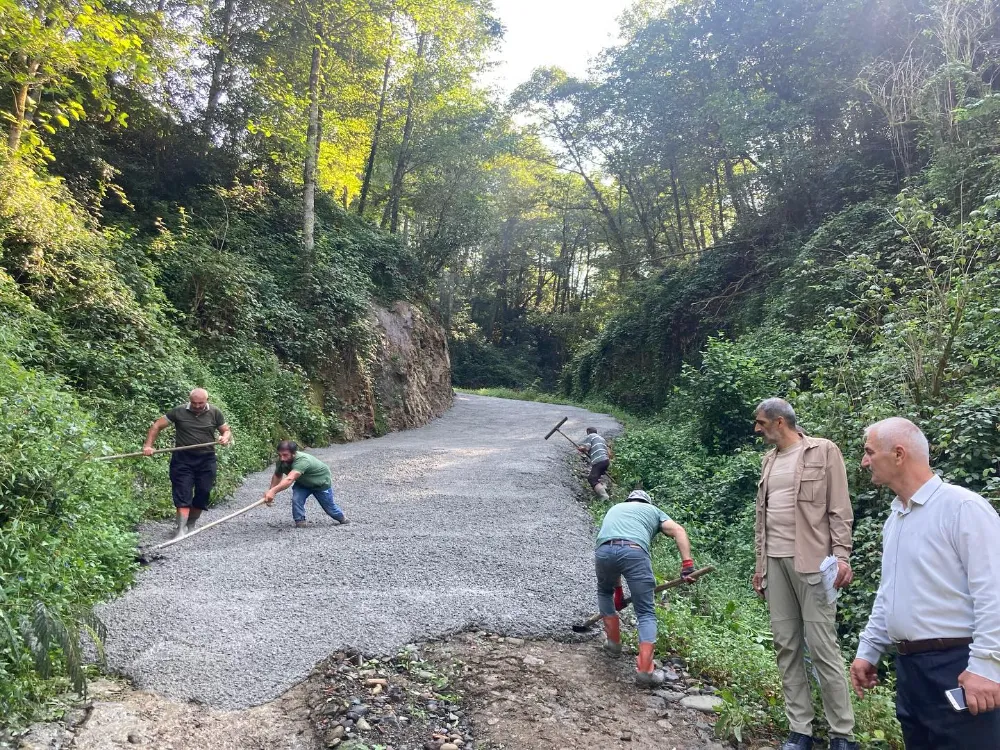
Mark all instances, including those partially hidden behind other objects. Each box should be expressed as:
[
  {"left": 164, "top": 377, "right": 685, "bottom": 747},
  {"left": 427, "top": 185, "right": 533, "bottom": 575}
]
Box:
[
  {"left": 371, "top": 301, "right": 452, "bottom": 433},
  {"left": 320, "top": 301, "right": 452, "bottom": 439}
]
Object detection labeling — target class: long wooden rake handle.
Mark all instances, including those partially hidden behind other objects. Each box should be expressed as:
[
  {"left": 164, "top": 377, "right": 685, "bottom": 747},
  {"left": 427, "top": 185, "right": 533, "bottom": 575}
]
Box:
[
  {"left": 556, "top": 429, "right": 583, "bottom": 450},
  {"left": 152, "top": 497, "right": 268, "bottom": 551},
  {"left": 92, "top": 442, "right": 220, "bottom": 461},
  {"left": 574, "top": 565, "right": 716, "bottom": 631}
]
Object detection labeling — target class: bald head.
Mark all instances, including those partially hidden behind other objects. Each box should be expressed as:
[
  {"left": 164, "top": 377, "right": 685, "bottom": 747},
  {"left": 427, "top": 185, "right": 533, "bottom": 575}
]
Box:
[
  {"left": 865, "top": 418, "right": 929, "bottom": 463},
  {"left": 862, "top": 417, "right": 934, "bottom": 500},
  {"left": 189, "top": 388, "right": 209, "bottom": 412}
]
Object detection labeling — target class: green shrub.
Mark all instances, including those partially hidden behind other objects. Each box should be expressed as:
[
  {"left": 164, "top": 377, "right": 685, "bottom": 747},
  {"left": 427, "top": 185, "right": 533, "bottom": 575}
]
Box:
[{"left": 0, "top": 348, "right": 137, "bottom": 722}]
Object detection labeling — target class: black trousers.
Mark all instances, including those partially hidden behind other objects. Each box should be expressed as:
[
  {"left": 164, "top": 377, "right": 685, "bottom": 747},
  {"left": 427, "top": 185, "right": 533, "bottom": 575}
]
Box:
[
  {"left": 588, "top": 459, "right": 610, "bottom": 488},
  {"left": 169, "top": 451, "right": 218, "bottom": 510},
  {"left": 896, "top": 645, "right": 1000, "bottom": 750}
]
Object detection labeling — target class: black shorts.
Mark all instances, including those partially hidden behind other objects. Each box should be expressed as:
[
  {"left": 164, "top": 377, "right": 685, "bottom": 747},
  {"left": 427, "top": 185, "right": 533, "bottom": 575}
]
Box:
[
  {"left": 588, "top": 459, "right": 610, "bottom": 487},
  {"left": 169, "top": 451, "right": 218, "bottom": 509}
]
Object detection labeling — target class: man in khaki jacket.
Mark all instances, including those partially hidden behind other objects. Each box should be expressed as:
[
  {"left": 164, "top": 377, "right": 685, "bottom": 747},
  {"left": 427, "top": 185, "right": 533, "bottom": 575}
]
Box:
[{"left": 752, "top": 398, "right": 858, "bottom": 750}]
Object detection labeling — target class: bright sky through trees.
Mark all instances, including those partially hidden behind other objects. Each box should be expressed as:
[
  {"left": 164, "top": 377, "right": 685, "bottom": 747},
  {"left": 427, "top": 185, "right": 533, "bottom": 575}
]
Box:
[{"left": 485, "top": 0, "right": 632, "bottom": 92}]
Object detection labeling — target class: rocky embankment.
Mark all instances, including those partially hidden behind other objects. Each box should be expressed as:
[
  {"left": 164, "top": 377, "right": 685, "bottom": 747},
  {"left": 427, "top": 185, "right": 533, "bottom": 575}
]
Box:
[{"left": 323, "top": 301, "right": 453, "bottom": 438}]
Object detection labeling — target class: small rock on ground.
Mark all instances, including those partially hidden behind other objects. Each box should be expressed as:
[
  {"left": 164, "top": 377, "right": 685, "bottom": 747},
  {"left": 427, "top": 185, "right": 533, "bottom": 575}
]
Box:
[{"left": 680, "top": 695, "right": 725, "bottom": 714}]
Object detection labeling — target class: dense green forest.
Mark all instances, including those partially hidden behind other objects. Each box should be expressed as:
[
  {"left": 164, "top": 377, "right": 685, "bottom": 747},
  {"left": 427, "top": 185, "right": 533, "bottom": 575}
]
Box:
[{"left": 3, "top": 0, "right": 1000, "bottom": 742}]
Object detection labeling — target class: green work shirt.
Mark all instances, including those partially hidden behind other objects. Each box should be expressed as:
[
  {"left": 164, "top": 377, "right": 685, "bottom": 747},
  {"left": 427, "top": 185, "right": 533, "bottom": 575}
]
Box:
[
  {"left": 275, "top": 452, "right": 331, "bottom": 490},
  {"left": 164, "top": 404, "right": 226, "bottom": 453},
  {"left": 596, "top": 501, "right": 671, "bottom": 554}
]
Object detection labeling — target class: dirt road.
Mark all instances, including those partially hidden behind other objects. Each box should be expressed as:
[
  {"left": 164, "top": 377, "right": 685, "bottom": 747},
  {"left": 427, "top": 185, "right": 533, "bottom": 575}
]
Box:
[{"left": 99, "top": 394, "right": 618, "bottom": 708}]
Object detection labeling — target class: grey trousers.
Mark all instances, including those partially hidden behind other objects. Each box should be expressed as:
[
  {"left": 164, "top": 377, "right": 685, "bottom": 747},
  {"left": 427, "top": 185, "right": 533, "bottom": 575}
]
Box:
[{"left": 765, "top": 556, "right": 855, "bottom": 740}]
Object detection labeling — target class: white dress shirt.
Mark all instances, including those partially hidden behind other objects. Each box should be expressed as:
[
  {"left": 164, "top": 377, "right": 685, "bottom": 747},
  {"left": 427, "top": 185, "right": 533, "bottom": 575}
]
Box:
[{"left": 856, "top": 475, "right": 1000, "bottom": 683}]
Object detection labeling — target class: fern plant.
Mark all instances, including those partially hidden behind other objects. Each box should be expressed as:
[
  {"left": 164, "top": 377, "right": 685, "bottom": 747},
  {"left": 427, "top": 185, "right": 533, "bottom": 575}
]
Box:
[{"left": 0, "top": 589, "right": 106, "bottom": 698}]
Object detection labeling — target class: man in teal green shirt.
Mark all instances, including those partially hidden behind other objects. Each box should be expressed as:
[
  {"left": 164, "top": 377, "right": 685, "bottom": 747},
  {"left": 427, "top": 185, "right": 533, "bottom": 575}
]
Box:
[
  {"left": 265, "top": 441, "right": 348, "bottom": 527},
  {"left": 596, "top": 489, "right": 694, "bottom": 687}
]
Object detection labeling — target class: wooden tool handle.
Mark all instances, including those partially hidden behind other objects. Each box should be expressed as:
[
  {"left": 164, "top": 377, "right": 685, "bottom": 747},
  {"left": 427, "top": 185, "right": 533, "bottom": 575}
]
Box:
[
  {"left": 92, "top": 442, "right": 221, "bottom": 461},
  {"left": 151, "top": 497, "right": 268, "bottom": 551},
  {"left": 577, "top": 565, "right": 716, "bottom": 629},
  {"left": 559, "top": 429, "right": 583, "bottom": 450}
]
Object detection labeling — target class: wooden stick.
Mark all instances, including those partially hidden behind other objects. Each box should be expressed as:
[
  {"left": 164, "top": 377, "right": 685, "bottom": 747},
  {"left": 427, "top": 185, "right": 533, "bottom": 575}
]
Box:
[
  {"left": 152, "top": 497, "right": 269, "bottom": 551},
  {"left": 573, "top": 565, "right": 716, "bottom": 631},
  {"left": 556, "top": 429, "right": 583, "bottom": 450},
  {"left": 91, "top": 442, "right": 220, "bottom": 462}
]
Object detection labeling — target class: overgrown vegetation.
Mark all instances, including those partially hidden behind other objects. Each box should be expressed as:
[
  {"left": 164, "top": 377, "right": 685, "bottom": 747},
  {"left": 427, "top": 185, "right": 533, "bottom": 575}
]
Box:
[{"left": 5, "top": 0, "right": 1000, "bottom": 736}]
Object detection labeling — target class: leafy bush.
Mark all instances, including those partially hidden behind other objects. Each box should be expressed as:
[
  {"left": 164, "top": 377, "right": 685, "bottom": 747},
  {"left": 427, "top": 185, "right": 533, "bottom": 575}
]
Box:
[{"left": 0, "top": 345, "right": 136, "bottom": 722}]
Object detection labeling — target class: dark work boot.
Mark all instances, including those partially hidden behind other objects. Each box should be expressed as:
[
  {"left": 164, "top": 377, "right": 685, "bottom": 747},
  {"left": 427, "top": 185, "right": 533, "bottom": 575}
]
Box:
[
  {"left": 780, "top": 733, "right": 814, "bottom": 750},
  {"left": 186, "top": 508, "right": 203, "bottom": 531},
  {"left": 828, "top": 739, "right": 859, "bottom": 750},
  {"left": 635, "top": 642, "right": 666, "bottom": 687},
  {"left": 172, "top": 510, "right": 188, "bottom": 540}
]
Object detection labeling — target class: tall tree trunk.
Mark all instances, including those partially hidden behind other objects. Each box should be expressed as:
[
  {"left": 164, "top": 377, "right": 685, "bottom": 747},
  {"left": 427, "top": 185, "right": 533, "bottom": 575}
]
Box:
[
  {"left": 581, "top": 243, "right": 592, "bottom": 303},
  {"left": 534, "top": 246, "right": 545, "bottom": 308},
  {"left": 554, "top": 206, "right": 568, "bottom": 313},
  {"left": 358, "top": 19, "right": 395, "bottom": 217},
  {"left": 302, "top": 25, "right": 323, "bottom": 259},
  {"left": 722, "top": 154, "right": 748, "bottom": 219},
  {"left": 382, "top": 32, "right": 426, "bottom": 233},
  {"left": 669, "top": 157, "right": 685, "bottom": 251},
  {"left": 682, "top": 184, "right": 702, "bottom": 251},
  {"left": 621, "top": 178, "right": 657, "bottom": 260},
  {"left": 556, "top": 124, "right": 627, "bottom": 253},
  {"left": 203, "top": 0, "right": 236, "bottom": 135},
  {"left": 7, "top": 57, "right": 41, "bottom": 153}
]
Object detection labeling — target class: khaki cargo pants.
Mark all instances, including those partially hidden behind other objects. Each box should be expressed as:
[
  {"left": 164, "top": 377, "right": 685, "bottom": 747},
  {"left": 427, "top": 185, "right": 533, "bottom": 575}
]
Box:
[{"left": 765, "top": 556, "right": 855, "bottom": 740}]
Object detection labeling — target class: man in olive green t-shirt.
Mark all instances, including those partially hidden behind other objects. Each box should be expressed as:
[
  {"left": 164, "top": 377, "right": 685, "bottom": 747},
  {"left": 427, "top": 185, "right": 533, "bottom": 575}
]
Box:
[
  {"left": 143, "top": 388, "right": 232, "bottom": 539},
  {"left": 265, "top": 440, "right": 348, "bottom": 528}
]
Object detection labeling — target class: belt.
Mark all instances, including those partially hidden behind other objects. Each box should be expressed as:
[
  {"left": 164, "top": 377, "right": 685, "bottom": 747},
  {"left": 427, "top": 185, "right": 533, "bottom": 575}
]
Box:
[
  {"left": 895, "top": 638, "right": 972, "bottom": 656},
  {"left": 601, "top": 539, "right": 642, "bottom": 549}
]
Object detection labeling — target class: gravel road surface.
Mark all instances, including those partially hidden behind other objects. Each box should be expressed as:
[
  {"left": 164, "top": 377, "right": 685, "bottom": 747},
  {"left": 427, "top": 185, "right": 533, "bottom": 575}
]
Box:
[{"left": 99, "top": 394, "right": 619, "bottom": 709}]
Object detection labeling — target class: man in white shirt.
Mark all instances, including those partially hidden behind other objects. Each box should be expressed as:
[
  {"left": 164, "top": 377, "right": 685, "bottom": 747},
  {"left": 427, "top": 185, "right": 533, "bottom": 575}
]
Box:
[{"left": 850, "top": 417, "right": 1000, "bottom": 749}]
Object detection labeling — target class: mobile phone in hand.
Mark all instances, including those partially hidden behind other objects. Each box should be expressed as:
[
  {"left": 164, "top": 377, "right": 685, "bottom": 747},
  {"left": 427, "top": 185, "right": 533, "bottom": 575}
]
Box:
[{"left": 945, "top": 687, "right": 968, "bottom": 712}]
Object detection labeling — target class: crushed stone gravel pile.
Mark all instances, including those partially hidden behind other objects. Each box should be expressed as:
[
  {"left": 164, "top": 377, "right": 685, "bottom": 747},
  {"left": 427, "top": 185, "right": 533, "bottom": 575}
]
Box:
[{"left": 99, "top": 394, "right": 619, "bottom": 709}]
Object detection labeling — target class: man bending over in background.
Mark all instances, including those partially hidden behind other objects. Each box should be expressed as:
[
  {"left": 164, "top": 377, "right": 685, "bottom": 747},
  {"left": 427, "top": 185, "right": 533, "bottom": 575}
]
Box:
[
  {"left": 265, "top": 440, "right": 348, "bottom": 528},
  {"left": 578, "top": 426, "right": 612, "bottom": 500},
  {"left": 595, "top": 489, "right": 694, "bottom": 687}
]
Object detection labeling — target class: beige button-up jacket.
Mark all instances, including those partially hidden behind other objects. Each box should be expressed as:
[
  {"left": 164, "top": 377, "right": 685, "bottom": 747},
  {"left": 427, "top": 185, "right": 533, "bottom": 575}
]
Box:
[{"left": 754, "top": 435, "right": 854, "bottom": 585}]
